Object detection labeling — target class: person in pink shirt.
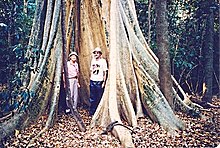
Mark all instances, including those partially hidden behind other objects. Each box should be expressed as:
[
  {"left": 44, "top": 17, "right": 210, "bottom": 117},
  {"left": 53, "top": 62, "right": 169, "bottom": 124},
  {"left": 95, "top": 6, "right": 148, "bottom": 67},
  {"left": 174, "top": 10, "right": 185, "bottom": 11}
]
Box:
[{"left": 64, "top": 51, "right": 80, "bottom": 113}]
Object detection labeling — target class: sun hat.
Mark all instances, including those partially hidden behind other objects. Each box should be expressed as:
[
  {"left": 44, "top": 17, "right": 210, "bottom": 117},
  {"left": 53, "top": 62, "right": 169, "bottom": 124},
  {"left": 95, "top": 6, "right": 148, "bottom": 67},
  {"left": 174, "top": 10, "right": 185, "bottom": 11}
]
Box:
[
  {"left": 69, "top": 51, "right": 78, "bottom": 57},
  {"left": 93, "top": 47, "right": 102, "bottom": 54}
]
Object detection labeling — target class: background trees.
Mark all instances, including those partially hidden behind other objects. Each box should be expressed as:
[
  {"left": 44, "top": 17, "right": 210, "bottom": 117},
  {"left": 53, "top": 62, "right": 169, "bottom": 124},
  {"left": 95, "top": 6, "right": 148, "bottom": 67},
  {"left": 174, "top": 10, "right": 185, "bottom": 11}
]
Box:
[
  {"left": 135, "top": 0, "right": 219, "bottom": 99},
  {"left": 0, "top": 0, "right": 35, "bottom": 83},
  {"left": 0, "top": 0, "right": 35, "bottom": 117},
  {"left": 0, "top": 0, "right": 219, "bottom": 147}
]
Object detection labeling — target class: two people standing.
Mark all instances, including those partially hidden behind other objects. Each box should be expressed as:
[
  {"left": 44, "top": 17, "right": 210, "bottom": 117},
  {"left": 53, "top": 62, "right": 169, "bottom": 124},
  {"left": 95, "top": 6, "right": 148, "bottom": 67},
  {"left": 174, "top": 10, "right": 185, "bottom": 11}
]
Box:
[{"left": 64, "top": 47, "right": 108, "bottom": 116}]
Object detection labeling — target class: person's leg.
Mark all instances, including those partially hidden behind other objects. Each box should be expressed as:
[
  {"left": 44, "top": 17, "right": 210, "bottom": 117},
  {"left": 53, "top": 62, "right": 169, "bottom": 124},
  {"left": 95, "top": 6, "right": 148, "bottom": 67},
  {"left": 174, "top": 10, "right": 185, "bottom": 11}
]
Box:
[
  {"left": 89, "top": 80, "right": 98, "bottom": 115},
  {"left": 72, "top": 79, "right": 78, "bottom": 109},
  {"left": 66, "top": 79, "right": 74, "bottom": 113},
  {"left": 93, "top": 81, "right": 103, "bottom": 111},
  {"left": 89, "top": 81, "right": 104, "bottom": 115}
]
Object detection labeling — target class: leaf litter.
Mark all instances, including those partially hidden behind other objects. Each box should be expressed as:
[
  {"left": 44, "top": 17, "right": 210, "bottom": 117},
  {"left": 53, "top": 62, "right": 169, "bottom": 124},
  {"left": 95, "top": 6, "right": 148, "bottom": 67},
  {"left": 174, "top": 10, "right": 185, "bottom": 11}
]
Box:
[{"left": 3, "top": 98, "right": 219, "bottom": 147}]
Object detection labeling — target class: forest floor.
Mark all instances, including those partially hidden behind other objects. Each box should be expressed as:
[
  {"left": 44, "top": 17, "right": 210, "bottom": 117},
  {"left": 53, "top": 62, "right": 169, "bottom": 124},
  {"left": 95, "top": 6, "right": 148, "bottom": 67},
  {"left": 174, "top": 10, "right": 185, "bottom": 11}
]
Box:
[{"left": 3, "top": 98, "right": 220, "bottom": 148}]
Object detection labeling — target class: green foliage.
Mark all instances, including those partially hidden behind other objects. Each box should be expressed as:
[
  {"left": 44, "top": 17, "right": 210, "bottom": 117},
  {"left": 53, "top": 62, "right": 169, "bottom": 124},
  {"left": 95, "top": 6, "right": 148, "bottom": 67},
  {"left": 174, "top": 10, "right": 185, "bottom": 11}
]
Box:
[
  {"left": 135, "top": 0, "right": 219, "bottom": 94},
  {"left": 0, "top": 0, "right": 35, "bottom": 117},
  {"left": 0, "top": 0, "right": 35, "bottom": 83},
  {"left": 135, "top": 0, "right": 157, "bottom": 51},
  {"left": 0, "top": 83, "right": 32, "bottom": 117},
  {"left": 169, "top": 0, "right": 219, "bottom": 95}
]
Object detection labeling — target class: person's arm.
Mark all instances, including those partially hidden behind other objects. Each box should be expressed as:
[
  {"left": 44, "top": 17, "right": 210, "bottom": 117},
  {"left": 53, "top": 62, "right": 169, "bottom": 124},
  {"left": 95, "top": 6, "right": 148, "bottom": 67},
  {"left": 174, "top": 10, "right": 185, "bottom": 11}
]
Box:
[
  {"left": 102, "top": 59, "right": 108, "bottom": 88},
  {"left": 102, "top": 70, "right": 107, "bottom": 88},
  {"left": 77, "top": 65, "right": 80, "bottom": 88},
  {"left": 89, "top": 59, "right": 93, "bottom": 79},
  {"left": 63, "top": 62, "right": 69, "bottom": 88},
  {"left": 62, "top": 71, "right": 66, "bottom": 88},
  {"left": 77, "top": 78, "right": 80, "bottom": 88}
]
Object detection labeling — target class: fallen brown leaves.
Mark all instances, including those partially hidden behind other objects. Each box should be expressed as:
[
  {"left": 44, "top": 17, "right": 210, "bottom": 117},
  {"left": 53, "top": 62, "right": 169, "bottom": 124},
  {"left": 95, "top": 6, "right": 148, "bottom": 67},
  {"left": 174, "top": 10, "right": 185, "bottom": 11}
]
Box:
[{"left": 3, "top": 98, "right": 220, "bottom": 147}]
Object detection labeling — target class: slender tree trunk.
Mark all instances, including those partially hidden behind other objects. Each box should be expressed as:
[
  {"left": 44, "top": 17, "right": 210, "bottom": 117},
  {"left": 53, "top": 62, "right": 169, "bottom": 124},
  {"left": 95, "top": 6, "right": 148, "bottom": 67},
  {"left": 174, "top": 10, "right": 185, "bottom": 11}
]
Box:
[
  {"left": 203, "top": 8, "right": 214, "bottom": 102},
  {"left": 7, "top": 2, "right": 15, "bottom": 48},
  {"left": 156, "top": 0, "right": 174, "bottom": 108},
  {"left": 216, "top": 0, "right": 220, "bottom": 98},
  {"left": 65, "top": 0, "right": 74, "bottom": 53},
  {"left": 148, "top": 0, "right": 152, "bottom": 45},
  {"left": 23, "top": 0, "right": 28, "bottom": 15},
  {"left": 74, "top": 0, "right": 80, "bottom": 53},
  {"left": 22, "top": 0, "right": 46, "bottom": 87}
]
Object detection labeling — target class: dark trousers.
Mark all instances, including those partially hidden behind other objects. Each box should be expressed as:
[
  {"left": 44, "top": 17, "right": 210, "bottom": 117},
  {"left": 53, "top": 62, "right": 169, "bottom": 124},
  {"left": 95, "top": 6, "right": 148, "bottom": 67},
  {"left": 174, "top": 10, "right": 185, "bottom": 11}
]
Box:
[{"left": 89, "top": 80, "right": 104, "bottom": 115}]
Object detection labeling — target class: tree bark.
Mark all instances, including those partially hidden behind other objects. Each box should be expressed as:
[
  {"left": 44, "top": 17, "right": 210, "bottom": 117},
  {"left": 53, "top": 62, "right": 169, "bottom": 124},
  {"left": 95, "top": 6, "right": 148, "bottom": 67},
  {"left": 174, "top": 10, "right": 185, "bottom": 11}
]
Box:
[
  {"left": 61, "top": 0, "right": 86, "bottom": 132},
  {"left": 148, "top": 0, "right": 152, "bottom": 45},
  {"left": 203, "top": 8, "right": 214, "bottom": 102},
  {"left": 1, "top": 0, "right": 198, "bottom": 147},
  {"left": 156, "top": 0, "right": 174, "bottom": 109},
  {"left": 22, "top": 0, "right": 46, "bottom": 87},
  {"left": 0, "top": 0, "right": 86, "bottom": 141}
]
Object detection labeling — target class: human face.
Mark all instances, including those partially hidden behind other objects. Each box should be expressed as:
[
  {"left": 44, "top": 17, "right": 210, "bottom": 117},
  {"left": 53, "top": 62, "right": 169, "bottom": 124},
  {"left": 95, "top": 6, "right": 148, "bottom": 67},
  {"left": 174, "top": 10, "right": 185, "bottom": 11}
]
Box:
[
  {"left": 93, "top": 51, "right": 101, "bottom": 59},
  {"left": 70, "top": 55, "right": 77, "bottom": 62}
]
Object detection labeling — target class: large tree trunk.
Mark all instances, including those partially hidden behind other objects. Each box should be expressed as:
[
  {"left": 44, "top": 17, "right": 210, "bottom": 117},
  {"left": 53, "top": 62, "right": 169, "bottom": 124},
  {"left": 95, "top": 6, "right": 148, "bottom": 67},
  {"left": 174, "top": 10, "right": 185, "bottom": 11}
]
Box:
[
  {"left": 0, "top": 0, "right": 86, "bottom": 142},
  {"left": 1, "top": 0, "right": 198, "bottom": 147},
  {"left": 79, "top": 0, "right": 184, "bottom": 147}
]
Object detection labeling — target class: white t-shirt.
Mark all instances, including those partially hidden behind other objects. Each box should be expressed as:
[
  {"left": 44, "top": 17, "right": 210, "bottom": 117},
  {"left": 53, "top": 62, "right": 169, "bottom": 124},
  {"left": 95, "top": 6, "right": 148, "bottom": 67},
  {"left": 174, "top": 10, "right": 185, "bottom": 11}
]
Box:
[{"left": 90, "top": 58, "right": 108, "bottom": 81}]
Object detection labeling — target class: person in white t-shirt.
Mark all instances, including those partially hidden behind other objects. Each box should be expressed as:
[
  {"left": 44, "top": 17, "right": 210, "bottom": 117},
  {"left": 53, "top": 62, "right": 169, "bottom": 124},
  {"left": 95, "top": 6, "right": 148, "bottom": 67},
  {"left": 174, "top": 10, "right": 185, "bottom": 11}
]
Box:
[{"left": 89, "top": 47, "right": 108, "bottom": 116}]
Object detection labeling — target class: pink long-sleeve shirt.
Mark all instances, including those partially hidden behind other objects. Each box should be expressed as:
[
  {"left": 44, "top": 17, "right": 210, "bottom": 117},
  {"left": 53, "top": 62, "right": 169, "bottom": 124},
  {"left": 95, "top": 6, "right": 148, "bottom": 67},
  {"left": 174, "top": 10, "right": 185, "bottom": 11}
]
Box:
[{"left": 67, "top": 61, "right": 79, "bottom": 78}]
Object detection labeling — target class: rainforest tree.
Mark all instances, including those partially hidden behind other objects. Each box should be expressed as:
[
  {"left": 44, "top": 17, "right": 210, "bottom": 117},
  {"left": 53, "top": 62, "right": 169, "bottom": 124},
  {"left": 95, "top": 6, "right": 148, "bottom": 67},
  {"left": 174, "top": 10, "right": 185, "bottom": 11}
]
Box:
[
  {"left": 156, "top": 0, "right": 174, "bottom": 108},
  {"left": 0, "top": 0, "right": 204, "bottom": 147}
]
